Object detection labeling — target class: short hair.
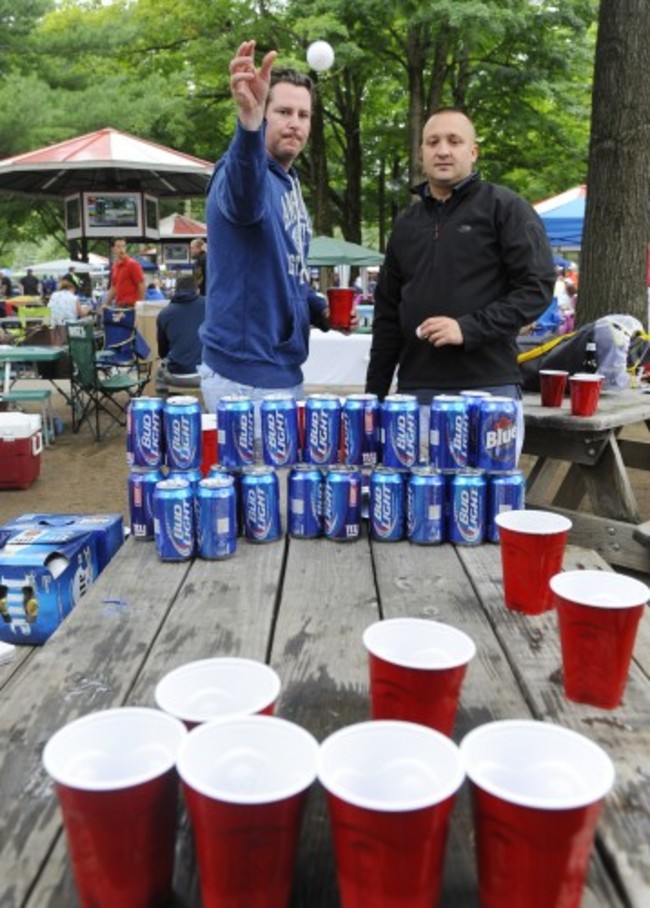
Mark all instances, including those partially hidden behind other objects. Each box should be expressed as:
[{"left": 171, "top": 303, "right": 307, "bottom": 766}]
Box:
[
  {"left": 175, "top": 273, "right": 197, "bottom": 293},
  {"left": 111, "top": 237, "right": 127, "bottom": 247},
  {"left": 425, "top": 107, "right": 477, "bottom": 140},
  {"left": 269, "top": 68, "right": 314, "bottom": 99}
]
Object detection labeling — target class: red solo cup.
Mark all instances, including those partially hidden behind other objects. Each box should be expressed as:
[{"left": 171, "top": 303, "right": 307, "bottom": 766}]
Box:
[
  {"left": 539, "top": 369, "right": 569, "bottom": 407},
  {"left": 494, "top": 509, "right": 572, "bottom": 614},
  {"left": 318, "top": 720, "right": 464, "bottom": 908},
  {"left": 460, "top": 719, "right": 615, "bottom": 908},
  {"left": 550, "top": 570, "right": 649, "bottom": 709},
  {"left": 327, "top": 288, "right": 355, "bottom": 329},
  {"left": 155, "top": 657, "right": 281, "bottom": 729},
  {"left": 363, "top": 618, "right": 476, "bottom": 736},
  {"left": 569, "top": 372, "right": 604, "bottom": 416},
  {"left": 42, "top": 707, "right": 186, "bottom": 908},
  {"left": 201, "top": 413, "right": 218, "bottom": 476},
  {"left": 177, "top": 715, "right": 318, "bottom": 908}
]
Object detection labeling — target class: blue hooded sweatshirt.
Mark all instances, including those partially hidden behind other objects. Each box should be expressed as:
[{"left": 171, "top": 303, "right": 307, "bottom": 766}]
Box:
[{"left": 200, "top": 123, "right": 328, "bottom": 388}]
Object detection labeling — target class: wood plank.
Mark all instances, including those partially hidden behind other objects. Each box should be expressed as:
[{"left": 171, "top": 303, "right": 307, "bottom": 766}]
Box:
[
  {"left": 523, "top": 425, "right": 610, "bottom": 464},
  {"left": 456, "top": 544, "right": 650, "bottom": 908},
  {"left": 552, "top": 462, "right": 588, "bottom": 509},
  {"left": 523, "top": 390, "right": 650, "bottom": 432},
  {"left": 618, "top": 438, "right": 650, "bottom": 471},
  {"left": 576, "top": 437, "right": 641, "bottom": 521}
]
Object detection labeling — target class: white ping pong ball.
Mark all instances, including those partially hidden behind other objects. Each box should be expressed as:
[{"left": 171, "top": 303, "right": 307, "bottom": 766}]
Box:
[{"left": 307, "top": 41, "right": 335, "bottom": 72}]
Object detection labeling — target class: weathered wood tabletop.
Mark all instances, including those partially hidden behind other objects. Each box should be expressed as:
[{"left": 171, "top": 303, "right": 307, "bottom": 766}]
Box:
[{"left": 0, "top": 528, "right": 648, "bottom": 908}]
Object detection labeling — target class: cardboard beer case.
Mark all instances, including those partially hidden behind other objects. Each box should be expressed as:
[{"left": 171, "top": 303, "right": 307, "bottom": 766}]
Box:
[{"left": 0, "top": 514, "right": 124, "bottom": 573}]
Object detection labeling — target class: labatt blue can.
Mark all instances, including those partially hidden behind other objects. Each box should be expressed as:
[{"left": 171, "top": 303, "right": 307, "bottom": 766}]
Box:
[
  {"left": 127, "top": 397, "right": 164, "bottom": 469},
  {"left": 164, "top": 395, "right": 202, "bottom": 472},
  {"left": 323, "top": 466, "right": 361, "bottom": 541},
  {"left": 486, "top": 470, "right": 526, "bottom": 543},
  {"left": 241, "top": 467, "right": 281, "bottom": 542},
  {"left": 261, "top": 393, "right": 299, "bottom": 467},
  {"left": 381, "top": 394, "right": 419, "bottom": 469},
  {"left": 369, "top": 467, "right": 405, "bottom": 541},
  {"left": 196, "top": 476, "right": 237, "bottom": 559},
  {"left": 460, "top": 390, "right": 491, "bottom": 468},
  {"left": 153, "top": 478, "right": 195, "bottom": 561},
  {"left": 406, "top": 466, "right": 446, "bottom": 545},
  {"left": 429, "top": 395, "right": 469, "bottom": 471},
  {"left": 341, "top": 393, "right": 380, "bottom": 466},
  {"left": 287, "top": 465, "right": 323, "bottom": 538},
  {"left": 217, "top": 395, "right": 255, "bottom": 468},
  {"left": 477, "top": 396, "right": 519, "bottom": 472},
  {"left": 448, "top": 470, "right": 486, "bottom": 546},
  {"left": 128, "top": 468, "right": 163, "bottom": 539},
  {"left": 304, "top": 393, "right": 341, "bottom": 465}
]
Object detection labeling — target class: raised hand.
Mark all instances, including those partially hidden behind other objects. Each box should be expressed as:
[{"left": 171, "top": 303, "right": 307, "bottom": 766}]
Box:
[{"left": 230, "top": 40, "right": 278, "bottom": 131}]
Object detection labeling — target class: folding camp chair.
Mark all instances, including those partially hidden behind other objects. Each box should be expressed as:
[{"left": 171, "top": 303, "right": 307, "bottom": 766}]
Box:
[
  {"left": 99, "top": 307, "right": 152, "bottom": 396},
  {"left": 66, "top": 321, "right": 140, "bottom": 440}
]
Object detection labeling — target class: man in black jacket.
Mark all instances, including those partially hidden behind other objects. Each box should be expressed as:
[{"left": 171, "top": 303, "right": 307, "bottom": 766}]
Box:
[
  {"left": 366, "top": 108, "right": 555, "bottom": 408},
  {"left": 156, "top": 274, "right": 205, "bottom": 390}
]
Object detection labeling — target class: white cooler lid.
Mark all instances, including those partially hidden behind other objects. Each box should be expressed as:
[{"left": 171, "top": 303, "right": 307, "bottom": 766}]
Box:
[{"left": 0, "top": 412, "right": 41, "bottom": 438}]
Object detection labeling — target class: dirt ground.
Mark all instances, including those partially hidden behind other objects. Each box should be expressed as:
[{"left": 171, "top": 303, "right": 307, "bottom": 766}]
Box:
[{"left": 1, "top": 382, "right": 648, "bottom": 580}]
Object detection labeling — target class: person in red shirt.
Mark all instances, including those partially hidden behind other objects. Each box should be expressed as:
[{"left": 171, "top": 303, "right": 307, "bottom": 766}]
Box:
[{"left": 103, "top": 238, "right": 145, "bottom": 308}]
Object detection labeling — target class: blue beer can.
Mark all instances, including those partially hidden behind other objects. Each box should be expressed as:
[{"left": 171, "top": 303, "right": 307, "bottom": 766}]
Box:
[
  {"left": 241, "top": 467, "right": 281, "bottom": 543},
  {"left": 304, "top": 394, "right": 341, "bottom": 465},
  {"left": 127, "top": 397, "right": 164, "bottom": 469},
  {"left": 460, "top": 390, "right": 492, "bottom": 468},
  {"left": 448, "top": 470, "right": 487, "bottom": 546},
  {"left": 153, "top": 478, "right": 195, "bottom": 561},
  {"left": 369, "top": 467, "right": 405, "bottom": 541},
  {"left": 323, "top": 466, "right": 362, "bottom": 541},
  {"left": 164, "top": 395, "right": 202, "bottom": 472},
  {"left": 381, "top": 394, "right": 419, "bottom": 469},
  {"left": 217, "top": 395, "right": 255, "bottom": 468},
  {"left": 128, "top": 468, "right": 164, "bottom": 540},
  {"left": 486, "top": 470, "right": 526, "bottom": 543},
  {"left": 196, "top": 476, "right": 237, "bottom": 559},
  {"left": 477, "top": 396, "right": 519, "bottom": 472},
  {"left": 341, "top": 393, "right": 380, "bottom": 466},
  {"left": 429, "top": 395, "right": 469, "bottom": 471},
  {"left": 261, "top": 393, "right": 299, "bottom": 467},
  {"left": 209, "top": 464, "right": 244, "bottom": 535},
  {"left": 406, "top": 466, "right": 446, "bottom": 545},
  {"left": 287, "top": 465, "right": 323, "bottom": 538}
]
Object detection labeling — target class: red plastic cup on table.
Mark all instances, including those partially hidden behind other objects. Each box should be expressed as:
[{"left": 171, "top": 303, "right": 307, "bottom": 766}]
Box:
[
  {"left": 539, "top": 369, "right": 569, "bottom": 407},
  {"left": 550, "top": 569, "right": 649, "bottom": 709},
  {"left": 460, "top": 719, "right": 615, "bottom": 908},
  {"left": 318, "top": 720, "right": 464, "bottom": 908},
  {"left": 201, "top": 413, "right": 218, "bottom": 476},
  {"left": 494, "top": 509, "right": 572, "bottom": 615},
  {"left": 155, "top": 657, "right": 281, "bottom": 730},
  {"left": 177, "top": 715, "right": 318, "bottom": 908},
  {"left": 363, "top": 617, "right": 476, "bottom": 736},
  {"left": 327, "top": 288, "right": 355, "bottom": 329},
  {"left": 42, "top": 707, "right": 186, "bottom": 908},
  {"left": 569, "top": 372, "right": 604, "bottom": 416}
]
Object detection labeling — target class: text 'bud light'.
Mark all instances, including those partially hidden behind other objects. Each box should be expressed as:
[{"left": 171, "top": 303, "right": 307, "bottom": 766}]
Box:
[
  {"left": 304, "top": 394, "right": 341, "bottom": 465},
  {"left": 217, "top": 396, "right": 255, "bottom": 468},
  {"left": 369, "top": 467, "right": 405, "bottom": 541},
  {"left": 381, "top": 394, "right": 419, "bottom": 469},
  {"left": 153, "top": 478, "right": 195, "bottom": 561},
  {"left": 127, "top": 397, "right": 164, "bottom": 469},
  {"left": 261, "top": 394, "right": 299, "bottom": 467},
  {"left": 448, "top": 470, "right": 486, "bottom": 546},
  {"left": 164, "top": 396, "right": 202, "bottom": 472},
  {"left": 241, "top": 467, "right": 281, "bottom": 543},
  {"left": 429, "top": 395, "right": 468, "bottom": 471}
]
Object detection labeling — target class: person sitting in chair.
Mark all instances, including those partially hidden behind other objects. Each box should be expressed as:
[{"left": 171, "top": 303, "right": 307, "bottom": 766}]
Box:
[{"left": 156, "top": 273, "right": 205, "bottom": 391}]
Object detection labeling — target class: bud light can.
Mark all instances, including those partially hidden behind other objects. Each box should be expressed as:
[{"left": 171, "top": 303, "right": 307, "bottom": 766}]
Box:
[
  {"left": 168, "top": 467, "right": 203, "bottom": 493},
  {"left": 407, "top": 466, "right": 446, "bottom": 545},
  {"left": 429, "top": 395, "right": 469, "bottom": 471},
  {"left": 164, "top": 395, "right": 202, "bottom": 472},
  {"left": 448, "top": 470, "right": 486, "bottom": 546},
  {"left": 460, "top": 390, "right": 491, "bottom": 468},
  {"left": 381, "top": 394, "right": 419, "bottom": 469},
  {"left": 287, "top": 465, "right": 323, "bottom": 538},
  {"left": 477, "top": 397, "right": 519, "bottom": 472},
  {"left": 128, "top": 468, "right": 163, "bottom": 539},
  {"left": 209, "top": 465, "right": 244, "bottom": 535},
  {"left": 196, "top": 476, "right": 237, "bottom": 559},
  {"left": 323, "top": 466, "right": 361, "bottom": 541},
  {"left": 487, "top": 470, "right": 526, "bottom": 543},
  {"left": 261, "top": 393, "right": 299, "bottom": 467},
  {"left": 304, "top": 394, "right": 341, "bottom": 465},
  {"left": 217, "top": 396, "right": 255, "bottom": 468},
  {"left": 340, "top": 393, "right": 380, "bottom": 466},
  {"left": 369, "top": 467, "right": 405, "bottom": 541},
  {"left": 241, "top": 467, "right": 281, "bottom": 543},
  {"left": 153, "top": 478, "right": 195, "bottom": 561},
  {"left": 127, "top": 397, "right": 164, "bottom": 468}
]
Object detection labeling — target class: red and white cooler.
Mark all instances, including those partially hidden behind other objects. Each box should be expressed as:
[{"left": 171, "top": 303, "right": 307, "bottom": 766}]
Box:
[{"left": 0, "top": 413, "right": 43, "bottom": 490}]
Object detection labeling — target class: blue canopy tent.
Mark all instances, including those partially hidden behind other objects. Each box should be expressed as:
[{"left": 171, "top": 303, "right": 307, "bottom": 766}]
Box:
[{"left": 534, "top": 185, "right": 586, "bottom": 248}]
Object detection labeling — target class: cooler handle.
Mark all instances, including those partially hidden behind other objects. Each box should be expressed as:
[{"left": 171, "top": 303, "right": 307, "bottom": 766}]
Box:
[{"left": 32, "top": 432, "right": 43, "bottom": 457}]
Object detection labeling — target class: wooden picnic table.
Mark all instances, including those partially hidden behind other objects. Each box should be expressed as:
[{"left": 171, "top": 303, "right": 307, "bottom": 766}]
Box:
[{"left": 522, "top": 388, "right": 650, "bottom": 573}]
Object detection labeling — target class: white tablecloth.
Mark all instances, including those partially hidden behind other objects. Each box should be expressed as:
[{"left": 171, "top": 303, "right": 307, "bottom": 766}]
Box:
[{"left": 303, "top": 329, "right": 372, "bottom": 387}]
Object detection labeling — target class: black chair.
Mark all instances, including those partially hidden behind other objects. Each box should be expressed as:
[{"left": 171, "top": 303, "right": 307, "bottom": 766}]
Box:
[{"left": 66, "top": 321, "right": 140, "bottom": 440}]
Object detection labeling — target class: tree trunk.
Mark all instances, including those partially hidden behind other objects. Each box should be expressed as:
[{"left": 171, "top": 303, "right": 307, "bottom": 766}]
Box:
[
  {"left": 308, "top": 86, "right": 332, "bottom": 236},
  {"left": 578, "top": 0, "right": 650, "bottom": 327}
]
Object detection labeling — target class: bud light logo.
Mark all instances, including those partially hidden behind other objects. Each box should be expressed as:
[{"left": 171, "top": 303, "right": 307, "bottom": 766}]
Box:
[
  {"left": 446, "top": 414, "right": 468, "bottom": 467},
  {"left": 341, "top": 413, "right": 356, "bottom": 464},
  {"left": 372, "top": 485, "right": 399, "bottom": 538},
  {"left": 456, "top": 488, "right": 482, "bottom": 543},
  {"left": 137, "top": 411, "right": 161, "bottom": 466},
  {"left": 245, "top": 488, "right": 272, "bottom": 540},
  {"left": 484, "top": 416, "right": 516, "bottom": 462},
  {"left": 388, "top": 414, "right": 416, "bottom": 466},
  {"left": 165, "top": 501, "right": 193, "bottom": 557},
  {"left": 235, "top": 413, "right": 254, "bottom": 464},
  {"left": 309, "top": 411, "right": 335, "bottom": 464},
  {"left": 266, "top": 412, "right": 290, "bottom": 465},
  {"left": 170, "top": 415, "right": 198, "bottom": 469}
]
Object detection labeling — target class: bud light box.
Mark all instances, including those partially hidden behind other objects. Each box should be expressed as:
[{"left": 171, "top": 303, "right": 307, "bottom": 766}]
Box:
[
  {"left": 0, "top": 413, "right": 43, "bottom": 490},
  {"left": 0, "top": 534, "right": 99, "bottom": 646},
  {"left": 0, "top": 514, "right": 124, "bottom": 573}
]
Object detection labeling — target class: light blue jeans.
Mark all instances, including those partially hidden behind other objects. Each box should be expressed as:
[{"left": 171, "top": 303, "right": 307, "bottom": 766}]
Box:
[{"left": 198, "top": 363, "right": 303, "bottom": 439}]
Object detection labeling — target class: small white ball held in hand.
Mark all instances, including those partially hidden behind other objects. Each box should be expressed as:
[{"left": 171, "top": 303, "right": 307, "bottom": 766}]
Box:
[{"left": 307, "top": 40, "right": 335, "bottom": 72}]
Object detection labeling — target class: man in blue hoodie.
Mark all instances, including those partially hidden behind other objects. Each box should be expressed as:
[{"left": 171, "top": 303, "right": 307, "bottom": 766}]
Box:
[{"left": 199, "top": 40, "right": 339, "bottom": 433}]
